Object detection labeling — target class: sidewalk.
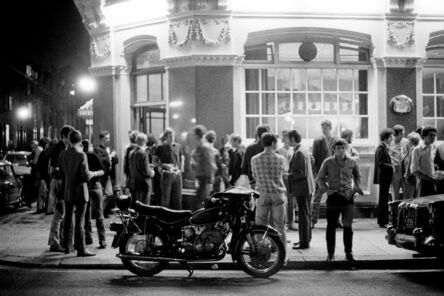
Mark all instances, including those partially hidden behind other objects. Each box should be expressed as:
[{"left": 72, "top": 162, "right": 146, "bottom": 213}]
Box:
[{"left": 0, "top": 208, "right": 441, "bottom": 271}]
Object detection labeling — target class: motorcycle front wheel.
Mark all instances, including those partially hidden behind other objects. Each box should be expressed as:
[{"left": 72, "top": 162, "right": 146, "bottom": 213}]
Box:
[
  {"left": 119, "top": 233, "right": 169, "bottom": 277},
  {"left": 235, "top": 229, "right": 286, "bottom": 278}
]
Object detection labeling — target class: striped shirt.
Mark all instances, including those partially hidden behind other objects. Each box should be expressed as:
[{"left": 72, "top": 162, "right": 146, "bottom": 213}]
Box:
[{"left": 251, "top": 150, "right": 286, "bottom": 194}]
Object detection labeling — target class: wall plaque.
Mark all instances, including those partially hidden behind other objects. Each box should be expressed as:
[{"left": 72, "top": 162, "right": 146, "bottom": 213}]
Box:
[{"left": 390, "top": 94, "right": 413, "bottom": 114}]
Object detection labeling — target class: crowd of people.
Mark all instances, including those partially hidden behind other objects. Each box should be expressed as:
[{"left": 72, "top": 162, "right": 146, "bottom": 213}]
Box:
[{"left": 23, "top": 119, "right": 441, "bottom": 262}]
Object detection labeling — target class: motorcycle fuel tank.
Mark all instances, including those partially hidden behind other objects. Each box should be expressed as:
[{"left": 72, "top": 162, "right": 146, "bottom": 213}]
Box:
[{"left": 190, "top": 206, "right": 228, "bottom": 225}]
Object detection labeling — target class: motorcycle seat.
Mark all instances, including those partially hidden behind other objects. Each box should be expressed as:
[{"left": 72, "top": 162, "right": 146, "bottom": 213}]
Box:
[{"left": 134, "top": 201, "right": 192, "bottom": 223}]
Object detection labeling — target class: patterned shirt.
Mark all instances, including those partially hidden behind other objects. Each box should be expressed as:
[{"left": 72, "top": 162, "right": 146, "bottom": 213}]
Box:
[{"left": 251, "top": 150, "right": 286, "bottom": 194}]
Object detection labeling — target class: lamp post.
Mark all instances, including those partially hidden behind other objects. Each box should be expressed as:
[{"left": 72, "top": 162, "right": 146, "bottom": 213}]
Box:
[
  {"left": 16, "top": 106, "right": 30, "bottom": 149},
  {"left": 74, "top": 76, "right": 97, "bottom": 141}
]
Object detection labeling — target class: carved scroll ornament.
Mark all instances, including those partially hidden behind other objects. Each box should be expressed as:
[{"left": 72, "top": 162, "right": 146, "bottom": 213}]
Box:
[{"left": 169, "top": 17, "right": 230, "bottom": 47}]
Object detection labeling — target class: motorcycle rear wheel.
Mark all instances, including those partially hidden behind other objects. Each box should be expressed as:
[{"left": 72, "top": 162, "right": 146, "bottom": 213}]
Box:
[
  {"left": 235, "top": 229, "right": 285, "bottom": 278},
  {"left": 119, "top": 233, "right": 169, "bottom": 277}
]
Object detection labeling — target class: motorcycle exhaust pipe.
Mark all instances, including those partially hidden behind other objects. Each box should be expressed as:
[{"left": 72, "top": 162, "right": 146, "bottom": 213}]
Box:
[{"left": 117, "top": 254, "right": 221, "bottom": 263}]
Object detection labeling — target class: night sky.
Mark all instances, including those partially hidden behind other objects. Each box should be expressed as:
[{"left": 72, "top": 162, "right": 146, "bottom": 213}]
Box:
[{"left": 1, "top": 0, "right": 90, "bottom": 75}]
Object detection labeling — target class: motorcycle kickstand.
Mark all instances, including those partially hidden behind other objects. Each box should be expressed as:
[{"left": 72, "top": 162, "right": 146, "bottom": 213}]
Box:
[{"left": 181, "top": 261, "right": 194, "bottom": 277}]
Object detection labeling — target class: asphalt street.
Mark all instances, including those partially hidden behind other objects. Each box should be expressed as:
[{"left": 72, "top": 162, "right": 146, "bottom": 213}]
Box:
[{"left": 1, "top": 265, "right": 444, "bottom": 296}]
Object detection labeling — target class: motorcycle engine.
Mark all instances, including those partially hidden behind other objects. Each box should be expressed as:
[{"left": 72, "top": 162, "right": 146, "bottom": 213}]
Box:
[{"left": 181, "top": 222, "right": 228, "bottom": 255}]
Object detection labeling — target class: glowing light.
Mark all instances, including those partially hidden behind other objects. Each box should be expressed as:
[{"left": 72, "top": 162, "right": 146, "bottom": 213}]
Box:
[
  {"left": 78, "top": 76, "right": 97, "bottom": 93},
  {"left": 70, "top": 90, "right": 76, "bottom": 96},
  {"left": 172, "top": 113, "right": 179, "bottom": 119},
  {"left": 180, "top": 132, "right": 188, "bottom": 140},
  {"left": 191, "top": 118, "right": 196, "bottom": 124},
  {"left": 170, "top": 100, "right": 183, "bottom": 108},
  {"left": 17, "top": 107, "right": 30, "bottom": 120}
]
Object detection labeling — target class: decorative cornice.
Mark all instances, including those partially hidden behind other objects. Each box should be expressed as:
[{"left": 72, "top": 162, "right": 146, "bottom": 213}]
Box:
[
  {"left": 371, "top": 57, "right": 426, "bottom": 69},
  {"left": 162, "top": 54, "right": 244, "bottom": 68},
  {"left": 89, "top": 65, "right": 131, "bottom": 77},
  {"left": 169, "top": 16, "right": 231, "bottom": 47},
  {"left": 387, "top": 21, "right": 415, "bottom": 48},
  {"left": 167, "top": 0, "right": 228, "bottom": 14}
]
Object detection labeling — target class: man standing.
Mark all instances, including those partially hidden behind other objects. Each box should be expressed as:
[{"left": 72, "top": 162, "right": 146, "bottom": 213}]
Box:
[
  {"left": 311, "top": 120, "right": 335, "bottom": 228},
  {"left": 389, "top": 124, "right": 408, "bottom": 200},
  {"left": 374, "top": 128, "right": 395, "bottom": 228},
  {"left": 228, "top": 134, "right": 244, "bottom": 187},
  {"left": 153, "top": 128, "right": 184, "bottom": 209},
  {"left": 251, "top": 132, "right": 287, "bottom": 248},
  {"left": 190, "top": 125, "right": 216, "bottom": 209},
  {"left": 59, "top": 130, "right": 100, "bottom": 257},
  {"left": 411, "top": 126, "right": 441, "bottom": 197},
  {"left": 94, "top": 130, "right": 118, "bottom": 216},
  {"left": 130, "top": 133, "right": 155, "bottom": 205},
  {"left": 123, "top": 130, "right": 139, "bottom": 196},
  {"left": 47, "top": 125, "right": 73, "bottom": 253},
  {"left": 288, "top": 129, "right": 315, "bottom": 249},
  {"left": 241, "top": 124, "right": 271, "bottom": 189},
  {"left": 317, "top": 139, "right": 363, "bottom": 263}
]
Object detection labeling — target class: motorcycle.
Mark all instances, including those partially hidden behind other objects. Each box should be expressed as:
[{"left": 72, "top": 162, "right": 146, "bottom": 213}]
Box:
[{"left": 110, "top": 187, "right": 286, "bottom": 278}]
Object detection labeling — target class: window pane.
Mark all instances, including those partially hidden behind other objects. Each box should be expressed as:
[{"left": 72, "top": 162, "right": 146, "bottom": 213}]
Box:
[
  {"left": 323, "top": 69, "right": 337, "bottom": 91},
  {"left": 338, "top": 117, "right": 354, "bottom": 135},
  {"left": 262, "top": 94, "right": 275, "bottom": 115},
  {"left": 308, "top": 117, "right": 337, "bottom": 137},
  {"left": 246, "top": 117, "right": 260, "bottom": 138},
  {"left": 339, "top": 93, "right": 353, "bottom": 115},
  {"left": 246, "top": 93, "right": 259, "bottom": 114},
  {"left": 437, "top": 119, "right": 444, "bottom": 141},
  {"left": 437, "top": 96, "right": 444, "bottom": 117},
  {"left": 355, "top": 94, "right": 368, "bottom": 115},
  {"left": 276, "top": 69, "right": 291, "bottom": 91},
  {"left": 358, "top": 70, "right": 368, "bottom": 92},
  {"left": 423, "top": 72, "right": 434, "bottom": 94},
  {"left": 292, "top": 117, "right": 307, "bottom": 138},
  {"left": 423, "top": 118, "right": 435, "bottom": 130},
  {"left": 314, "top": 43, "right": 334, "bottom": 62},
  {"left": 135, "top": 48, "right": 161, "bottom": 69},
  {"left": 136, "top": 75, "right": 147, "bottom": 103},
  {"left": 358, "top": 117, "right": 368, "bottom": 139},
  {"left": 148, "top": 74, "right": 162, "bottom": 101},
  {"left": 338, "top": 69, "right": 353, "bottom": 91},
  {"left": 262, "top": 117, "right": 276, "bottom": 133},
  {"left": 279, "top": 43, "right": 302, "bottom": 62},
  {"left": 261, "top": 69, "right": 275, "bottom": 90},
  {"left": 307, "top": 69, "right": 321, "bottom": 91},
  {"left": 437, "top": 73, "right": 444, "bottom": 94},
  {"left": 324, "top": 93, "right": 337, "bottom": 115},
  {"left": 278, "top": 94, "right": 291, "bottom": 114},
  {"left": 245, "top": 44, "right": 273, "bottom": 61},
  {"left": 308, "top": 93, "right": 322, "bottom": 114},
  {"left": 277, "top": 116, "right": 292, "bottom": 135},
  {"left": 423, "top": 95, "right": 435, "bottom": 117},
  {"left": 293, "top": 93, "right": 306, "bottom": 114},
  {"left": 292, "top": 69, "right": 306, "bottom": 91},
  {"left": 338, "top": 117, "right": 368, "bottom": 139},
  {"left": 246, "top": 69, "right": 259, "bottom": 90}
]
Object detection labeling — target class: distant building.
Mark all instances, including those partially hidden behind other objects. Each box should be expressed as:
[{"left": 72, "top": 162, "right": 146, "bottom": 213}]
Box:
[{"left": 74, "top": 0, "right": 444, "bottom": 209}]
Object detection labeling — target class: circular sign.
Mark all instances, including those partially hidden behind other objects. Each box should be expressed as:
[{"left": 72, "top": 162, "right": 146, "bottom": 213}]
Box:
[{"left": 299, "top": 42, "right": 317, "bottom": 62}]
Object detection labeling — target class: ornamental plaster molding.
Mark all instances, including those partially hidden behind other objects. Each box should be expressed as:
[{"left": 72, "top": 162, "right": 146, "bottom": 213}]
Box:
[
  {"left": 387, "top": 21, "right": 415, "bottom": 48},
  {"left": 162, "top": 54, "right": 244, "bottom": 68},
  {"left": 89, "top": 65, "right": 131, "bottom": 76},
  {"left": 371, "top": 57, "right": 426, "bottom": 69},
  {"left": 168, "top": 16, "right": 231, "bottom": 47},
  {"left": 90, "top": 33, "right": 111, "bottom": 59}
]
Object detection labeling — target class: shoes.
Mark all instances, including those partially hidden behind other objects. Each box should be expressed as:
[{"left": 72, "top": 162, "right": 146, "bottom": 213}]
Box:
[
  {"left": 345, "top": 252, "right": 358, "bottom": 262},
  {"left": 292, "top": 242, "right": 309, "bottom": 250},
  {"left": 99, "top": 241, "right": 107, "bottom": 249},
  {"left": 49, "top": 245, "right": 66, "bottom": 253},
  {"left": 65, "top": 247, "right": 75, "bottom": 254},
  {"left": 326, "top": 253, "right": 335, "bottom": 263},
  {"left": 86, "top": 239, "right": 93, "bottom": 245},
  {"left": 288, "top": 222, "right": 298, "bottom": 231},
  {"left": 77, "top": 250, "right": 96, "bottom": 257}
]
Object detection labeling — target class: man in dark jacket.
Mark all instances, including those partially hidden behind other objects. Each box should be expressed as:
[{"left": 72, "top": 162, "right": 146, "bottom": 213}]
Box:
[
  {"left": 240, "top": 124, "right": 270, "bottom": 189},
  {"left": 373, "top": 128, "right": 395, "bottom": 228},
  {"left": 228, "top": 134, "right": 244, "bottom": 186}
]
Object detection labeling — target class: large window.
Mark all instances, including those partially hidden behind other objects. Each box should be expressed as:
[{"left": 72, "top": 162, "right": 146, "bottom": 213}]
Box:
[
  {"left": 244, "top": 40, "right": 370, "bottom": 140},
  {"left": 422, "top": 71, "right": 444, "bottom": 140}
]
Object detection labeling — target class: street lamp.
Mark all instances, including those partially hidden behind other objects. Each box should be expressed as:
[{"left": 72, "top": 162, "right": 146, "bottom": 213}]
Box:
[
  {"left": 16, "top": 106, "right": 30, "bottom": 149},
  {"left": 77, "top": 76, "right": 97, "bottom": 94},
  {"left": 76, "top": 76, "right": 97, "bottom": 141}
]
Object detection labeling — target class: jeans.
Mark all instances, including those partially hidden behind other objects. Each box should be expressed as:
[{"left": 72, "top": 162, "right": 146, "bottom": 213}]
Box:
[
  {"left": 48, "top": 198, "right": 65, "bottom": 247},
  {"left": 311, "top": 183, "right": 324, "bottom": 224},
  {"left": 255, "top": 191, "right": 287, "bottom": 247},
  {"left": 64, "top": 199, "right": 88, "bottom": 253},
  {"left": 160, "top": 171, "right": 182, "bottom": 209},
  {"left": 378, "top": 180, "right": 391, "bottom": 226},
  {"left": 326, "top": 193, "right": 354, "bottom": 255},
  {"left": 391, "top": 164, "right": 404, "bottom": 200},
  {"left": 47, "top": 178, "right": 62, "bottom": 214}
]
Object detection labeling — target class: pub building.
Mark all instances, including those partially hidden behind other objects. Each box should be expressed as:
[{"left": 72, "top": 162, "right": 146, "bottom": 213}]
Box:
[{"left": 73, "top": 0, "right": 444, "bottom": 213}]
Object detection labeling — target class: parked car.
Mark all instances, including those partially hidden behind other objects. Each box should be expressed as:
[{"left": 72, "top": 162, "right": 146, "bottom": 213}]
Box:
[
  {"left": 0, "top": 161, "right": 23, "bottom": 210},
  {"left": 2, "top": 151, "right": 32, "bottom": 176},
  {"left": 386, "top": 195, "right": 444, "bottom": 258}
]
